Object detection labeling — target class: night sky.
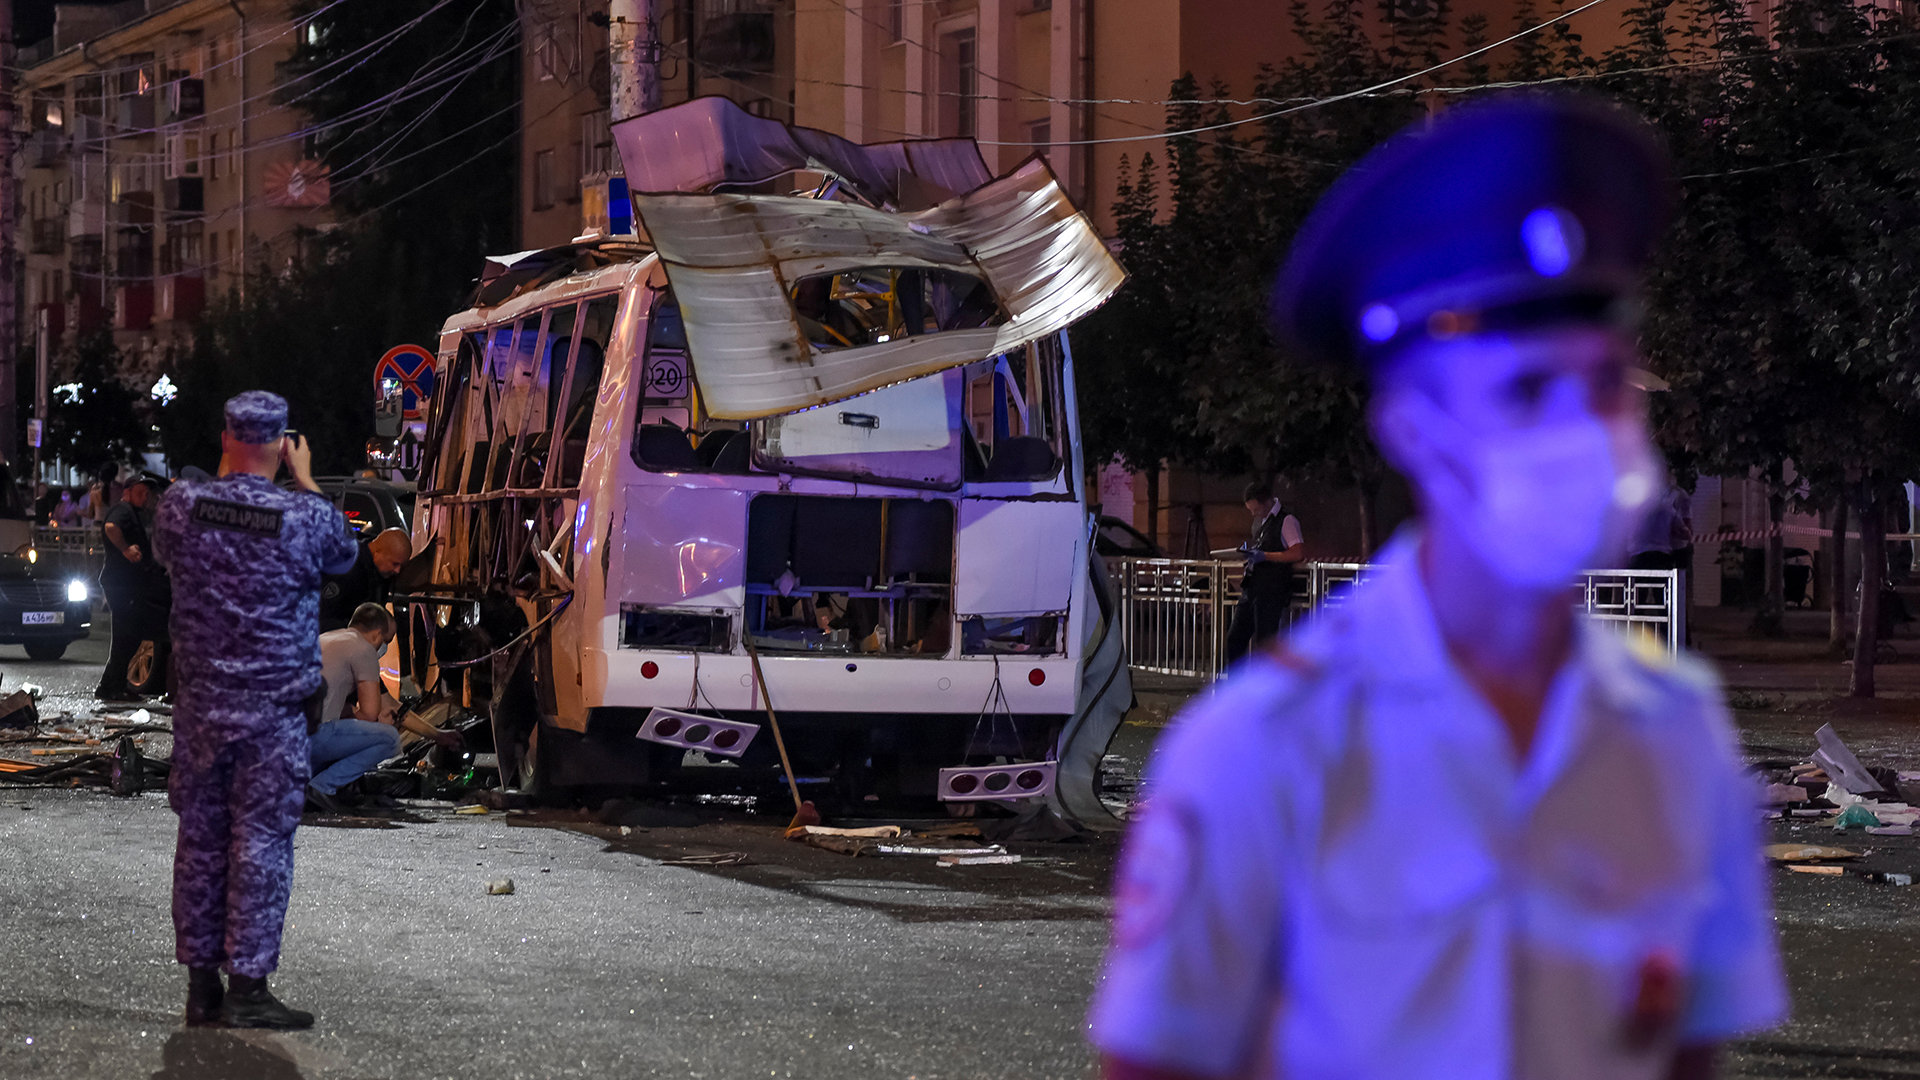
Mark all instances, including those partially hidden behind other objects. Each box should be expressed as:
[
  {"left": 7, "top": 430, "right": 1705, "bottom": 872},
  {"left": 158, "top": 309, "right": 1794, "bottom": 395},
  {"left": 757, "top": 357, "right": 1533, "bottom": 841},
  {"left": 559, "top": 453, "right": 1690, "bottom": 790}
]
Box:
[{"left": 15, "top": 0, "right": 66, "bottom": 47}]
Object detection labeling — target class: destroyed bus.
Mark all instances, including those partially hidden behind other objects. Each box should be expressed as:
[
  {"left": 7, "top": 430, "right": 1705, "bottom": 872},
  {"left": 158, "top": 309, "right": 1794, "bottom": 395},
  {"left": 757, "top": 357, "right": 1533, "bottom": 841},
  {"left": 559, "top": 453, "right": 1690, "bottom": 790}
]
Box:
[{"left": 401, "top": 99, "right": 1131, "bottom": 825}]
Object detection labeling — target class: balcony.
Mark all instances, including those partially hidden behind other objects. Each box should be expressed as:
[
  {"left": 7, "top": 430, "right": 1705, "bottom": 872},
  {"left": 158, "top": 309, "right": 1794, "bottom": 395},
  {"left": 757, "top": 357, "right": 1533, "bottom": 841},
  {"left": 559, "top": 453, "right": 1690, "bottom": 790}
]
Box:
[
  {"left": 162, "top": 177, "right": 202, "bottom": 214},
  {"left": 34, "top": 303, "right": 65, "bottom": 342},
  {"left": 69, "top": 200, "right": 105, "bottom": 240},
  {"left": 117, "top": 192, "right": 155, "bottom": 227},
  {"left": 162, "top": 79, "right": 203, "bottom": 124},
  {"left": 29, "top": 219, "right": 65, "bottom": 256},
  {"left": 114, "top": 94, "right": 155, "bottom": 133},
  {"left": 696, "top": 0, "right": 776, "bottom": 73},
  {"left": 156, "top": 275, "right": 204, "bottom": 323},
  {"left": 23, "top": 129, "right": 67, "bottom": 169},
  {"left": 114, "top": 283, "right": 153, "bottom": 331}
]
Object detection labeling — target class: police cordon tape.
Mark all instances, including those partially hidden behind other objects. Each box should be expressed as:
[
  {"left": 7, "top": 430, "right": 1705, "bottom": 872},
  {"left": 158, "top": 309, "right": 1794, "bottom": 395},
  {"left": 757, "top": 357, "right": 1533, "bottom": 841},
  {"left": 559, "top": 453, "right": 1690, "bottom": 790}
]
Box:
[{"left": 1711, "top": 526, "right": 1920, "bottom": 543}]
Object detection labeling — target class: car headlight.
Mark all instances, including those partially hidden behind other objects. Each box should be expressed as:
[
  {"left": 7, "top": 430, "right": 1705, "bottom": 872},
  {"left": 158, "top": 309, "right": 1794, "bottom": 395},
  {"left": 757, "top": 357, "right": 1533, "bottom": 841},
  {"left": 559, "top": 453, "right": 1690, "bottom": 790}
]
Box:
[
  {"left": 67, "top": 580, "right": 88, "bottom": 603},
  {"left": 26, "top": 548, "right": 36, "bottom": 564}
]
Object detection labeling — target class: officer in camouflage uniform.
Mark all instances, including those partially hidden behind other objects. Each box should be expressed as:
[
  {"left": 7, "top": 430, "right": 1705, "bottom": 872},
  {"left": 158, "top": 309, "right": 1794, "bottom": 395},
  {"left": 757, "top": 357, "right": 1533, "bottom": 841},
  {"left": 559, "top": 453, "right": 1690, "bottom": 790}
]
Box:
[{"left": 152, "top": 391, "right": 359, "bottom": 1029}]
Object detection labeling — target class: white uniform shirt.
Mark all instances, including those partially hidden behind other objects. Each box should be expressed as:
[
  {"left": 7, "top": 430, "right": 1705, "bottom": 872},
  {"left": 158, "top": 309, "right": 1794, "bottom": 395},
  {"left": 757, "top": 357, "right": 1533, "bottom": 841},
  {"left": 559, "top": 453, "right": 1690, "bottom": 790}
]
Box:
[{"left": 1090, "top": 531, "right": 1786, "bottom": 1080}]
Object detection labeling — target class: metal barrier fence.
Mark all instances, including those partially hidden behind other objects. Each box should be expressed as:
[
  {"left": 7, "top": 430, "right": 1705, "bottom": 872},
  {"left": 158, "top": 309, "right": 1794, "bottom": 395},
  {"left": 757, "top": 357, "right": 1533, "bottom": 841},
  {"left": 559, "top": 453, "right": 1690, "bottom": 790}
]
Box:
[
  {"left": 31, "top": 525, "right": 107, "bottom": 585},
  {"left": 1108, "top": 557, "right": 1684, "bottom": 680}
]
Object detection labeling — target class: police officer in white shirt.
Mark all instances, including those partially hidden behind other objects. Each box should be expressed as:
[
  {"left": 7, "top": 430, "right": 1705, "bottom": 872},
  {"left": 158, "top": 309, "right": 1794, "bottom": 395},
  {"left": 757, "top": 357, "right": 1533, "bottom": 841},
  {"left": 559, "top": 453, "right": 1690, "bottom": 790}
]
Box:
[{"left": 1090, "top": 97, "right": 1787, "bottom": 1080}]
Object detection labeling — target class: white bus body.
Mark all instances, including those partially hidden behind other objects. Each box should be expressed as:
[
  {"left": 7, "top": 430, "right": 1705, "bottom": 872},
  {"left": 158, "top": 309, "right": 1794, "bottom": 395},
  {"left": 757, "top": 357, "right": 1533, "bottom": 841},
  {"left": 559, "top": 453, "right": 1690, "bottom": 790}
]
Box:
[{"left": 406, "top": 101, "right": 1131, "bottom": 822}]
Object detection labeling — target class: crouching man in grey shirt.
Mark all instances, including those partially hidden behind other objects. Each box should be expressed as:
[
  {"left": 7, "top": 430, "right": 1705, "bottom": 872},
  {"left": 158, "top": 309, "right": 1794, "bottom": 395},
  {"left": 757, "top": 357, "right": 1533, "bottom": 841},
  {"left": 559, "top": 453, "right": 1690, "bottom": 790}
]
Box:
[{"left": 306, "top": 603, "right": 457, "bottom": 813}]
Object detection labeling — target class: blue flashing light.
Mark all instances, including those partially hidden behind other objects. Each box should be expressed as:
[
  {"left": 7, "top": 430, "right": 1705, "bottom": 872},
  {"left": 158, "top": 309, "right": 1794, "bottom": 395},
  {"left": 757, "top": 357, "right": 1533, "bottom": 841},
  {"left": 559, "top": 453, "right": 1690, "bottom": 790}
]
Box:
[{"left": 609, "top": 177, "right": 633, "bottom": 236}]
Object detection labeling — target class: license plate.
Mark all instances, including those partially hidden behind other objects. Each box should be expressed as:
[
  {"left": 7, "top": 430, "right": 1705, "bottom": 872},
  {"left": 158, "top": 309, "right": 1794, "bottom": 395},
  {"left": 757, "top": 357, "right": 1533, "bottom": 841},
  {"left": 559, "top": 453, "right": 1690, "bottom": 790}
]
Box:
[{"left": 21, "top": 612, "right": 62, "bottom": 625}]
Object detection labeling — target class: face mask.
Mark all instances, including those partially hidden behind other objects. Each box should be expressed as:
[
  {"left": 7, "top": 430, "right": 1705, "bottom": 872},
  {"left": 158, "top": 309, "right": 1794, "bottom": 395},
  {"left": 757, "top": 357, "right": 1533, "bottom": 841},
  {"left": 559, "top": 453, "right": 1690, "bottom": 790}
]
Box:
[{"left": 1400, "top": 394, "right": 1661, "bottom": 589}]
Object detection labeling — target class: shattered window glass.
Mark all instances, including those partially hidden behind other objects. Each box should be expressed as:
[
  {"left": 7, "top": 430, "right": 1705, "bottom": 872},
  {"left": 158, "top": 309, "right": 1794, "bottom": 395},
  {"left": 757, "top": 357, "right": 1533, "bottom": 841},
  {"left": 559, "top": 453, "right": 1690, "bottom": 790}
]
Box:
[{"left": 787, "top": 267, "right": 1004, "bottom": 350}]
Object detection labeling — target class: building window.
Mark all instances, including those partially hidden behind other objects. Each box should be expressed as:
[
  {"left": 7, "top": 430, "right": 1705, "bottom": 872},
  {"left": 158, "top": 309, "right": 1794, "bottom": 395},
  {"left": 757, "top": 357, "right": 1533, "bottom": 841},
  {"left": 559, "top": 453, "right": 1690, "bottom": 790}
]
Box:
[
  {"left": 581, "top": 109, "right": 614, "bottom": 177},
  {"left": 888, "top": 0, "right": 904, "bottom": 41},
  {"left": 941, "top": 28, "right": 978, "bottom": 138},
  {"left": 533, "top": 149, "right": 557, "bottom": 210},
  {"left": 535, "top": 27, "right": 560, "bottom": 81},
  {"left": 1028, "top": 118, "right": 1050, "bottom": 156},
  {"left": 169, "top": 133, "right": 203, "bottom": 178}
]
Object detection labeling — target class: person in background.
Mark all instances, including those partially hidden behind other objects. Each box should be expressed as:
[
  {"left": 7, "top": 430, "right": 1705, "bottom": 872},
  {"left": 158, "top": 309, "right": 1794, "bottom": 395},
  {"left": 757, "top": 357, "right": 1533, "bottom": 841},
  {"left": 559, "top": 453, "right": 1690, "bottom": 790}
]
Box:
[
  {"left": 1222, "top": 481, "right": 1306, "bottom": 662},
  {"left": 52, "top": 488, "right": 80, "bottom": 528},
  {"left": 96, "top": 474, "right": 158, "bottom": 703},
  {"left": 307, "top": 602, "right": 459, "bottom": 813},
  {"left": 1090, "top": 98, "right": 1785, "bottom": 1080},
  {"left": 152, "top": 391, "right": 359, "bottom": 1030},
  {"left": 318, "top": 528, "right": 411, "bottom": 633}
]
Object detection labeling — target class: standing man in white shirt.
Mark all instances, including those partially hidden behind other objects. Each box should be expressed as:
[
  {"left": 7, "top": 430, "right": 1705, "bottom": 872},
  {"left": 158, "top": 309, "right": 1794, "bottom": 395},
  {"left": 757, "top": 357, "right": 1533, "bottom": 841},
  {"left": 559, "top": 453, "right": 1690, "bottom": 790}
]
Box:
[
  {"left": 1224, "top": 482, "right": 1307, "bottom": 662},
  {"left": 1090, "top": 97, "right": 1786, "bottom": 1080}
]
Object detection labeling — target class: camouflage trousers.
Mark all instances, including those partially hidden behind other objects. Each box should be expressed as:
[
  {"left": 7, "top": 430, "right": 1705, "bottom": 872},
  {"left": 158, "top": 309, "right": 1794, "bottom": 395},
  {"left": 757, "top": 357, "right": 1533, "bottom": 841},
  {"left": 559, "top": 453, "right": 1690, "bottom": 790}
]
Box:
[{"left": 167, "top": 704, "right": 309, "bottom": 978}]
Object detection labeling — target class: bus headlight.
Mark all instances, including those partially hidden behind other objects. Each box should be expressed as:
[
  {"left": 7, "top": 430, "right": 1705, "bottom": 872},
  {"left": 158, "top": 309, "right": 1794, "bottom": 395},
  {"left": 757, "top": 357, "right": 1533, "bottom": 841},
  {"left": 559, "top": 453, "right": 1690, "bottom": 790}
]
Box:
[{"left": 67, "top": 580, "right": 88, "bottom": 603}]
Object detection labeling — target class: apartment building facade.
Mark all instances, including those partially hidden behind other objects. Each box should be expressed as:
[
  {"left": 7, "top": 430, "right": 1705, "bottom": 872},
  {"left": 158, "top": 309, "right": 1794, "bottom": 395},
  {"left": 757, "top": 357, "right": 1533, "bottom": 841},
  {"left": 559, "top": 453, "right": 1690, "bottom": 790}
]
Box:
[
  {"left": 517, "top": 0, "right": 797, "bottom": 250},
  {"left": 14, "top": 0, "right": 333, "bottom": 360}
]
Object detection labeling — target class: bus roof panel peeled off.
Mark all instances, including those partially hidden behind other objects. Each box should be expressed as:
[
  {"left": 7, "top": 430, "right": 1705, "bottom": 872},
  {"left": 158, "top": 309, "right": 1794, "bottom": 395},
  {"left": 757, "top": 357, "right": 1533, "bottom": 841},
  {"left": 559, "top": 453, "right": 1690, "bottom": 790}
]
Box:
[
  {"left": 625, "top": 148, "right": 1124, "bottom": 415},
  {"left": 411, "top": 98, "right": 1134, "bottom": 827}
]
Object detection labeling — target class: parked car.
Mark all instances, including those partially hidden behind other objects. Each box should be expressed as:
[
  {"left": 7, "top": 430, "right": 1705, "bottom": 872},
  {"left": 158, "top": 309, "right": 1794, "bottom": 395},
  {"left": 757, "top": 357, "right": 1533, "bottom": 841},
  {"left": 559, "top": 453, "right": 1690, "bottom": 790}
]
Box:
[
  {"left": 282, "top": 476, "right": 414, "bottom": 538},
  {"left": 0, "top": 550, "right": 93, "bottom": 660},
  {"left": 1094, "top": 516, "right": 1163, "bottom": 558}
]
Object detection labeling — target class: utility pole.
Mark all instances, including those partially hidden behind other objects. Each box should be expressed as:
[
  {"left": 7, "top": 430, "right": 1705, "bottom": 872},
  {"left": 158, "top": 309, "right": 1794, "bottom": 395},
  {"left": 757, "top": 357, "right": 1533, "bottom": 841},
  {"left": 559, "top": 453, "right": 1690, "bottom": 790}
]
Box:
[
  {"left": 609, "top": 0, "right": 661, "bottom": 121},
  {"left": 0, "top": 0, "right": 18, "bottom": 472},
  {"left": 31, "top": 309, "right": 45, "bottom": 485}
]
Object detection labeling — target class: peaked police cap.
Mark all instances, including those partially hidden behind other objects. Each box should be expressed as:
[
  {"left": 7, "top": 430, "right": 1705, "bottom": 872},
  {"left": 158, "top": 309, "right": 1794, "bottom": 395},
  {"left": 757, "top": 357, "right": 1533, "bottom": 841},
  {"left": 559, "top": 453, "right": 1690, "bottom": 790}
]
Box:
[{"left": 1272, "top": 95, "right": 1673, "bottom": 368}]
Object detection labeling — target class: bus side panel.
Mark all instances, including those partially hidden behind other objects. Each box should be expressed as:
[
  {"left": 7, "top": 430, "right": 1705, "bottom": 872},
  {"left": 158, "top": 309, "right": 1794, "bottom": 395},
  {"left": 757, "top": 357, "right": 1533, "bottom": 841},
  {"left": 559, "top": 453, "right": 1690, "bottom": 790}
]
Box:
[
  {"left": 612, "top": 484, "right": 749, "bottom": 609},
  {"left": 572, "top": 283, "right": 649, "bottom": 718},
  {"left": 954, "top": 499, "right": 1082, "bottom": 620}
]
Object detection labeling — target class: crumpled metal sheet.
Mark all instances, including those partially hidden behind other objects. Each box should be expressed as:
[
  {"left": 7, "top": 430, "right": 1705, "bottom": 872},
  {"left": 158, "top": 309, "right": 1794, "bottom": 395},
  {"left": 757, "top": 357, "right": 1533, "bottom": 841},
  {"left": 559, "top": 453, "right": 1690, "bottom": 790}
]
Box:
[
  {"left": 611, "top": 96, "right": 992, "bottom": 208},
  {"left": 633, "top": 159, "right": 1126, "bottom": 420}
]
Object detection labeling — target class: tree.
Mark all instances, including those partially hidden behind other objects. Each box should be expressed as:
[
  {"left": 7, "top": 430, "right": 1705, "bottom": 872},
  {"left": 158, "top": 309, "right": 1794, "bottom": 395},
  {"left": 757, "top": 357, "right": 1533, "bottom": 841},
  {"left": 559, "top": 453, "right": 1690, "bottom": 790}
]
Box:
[
  {"left": 159, "top": 0, "right": 520, "bottom": 474},
  {"left": 45, "top": 330, "right": 148, "bottom": 480},
  {"left": 1076, "top": 0, "right": 1920, "bottom": 693}
]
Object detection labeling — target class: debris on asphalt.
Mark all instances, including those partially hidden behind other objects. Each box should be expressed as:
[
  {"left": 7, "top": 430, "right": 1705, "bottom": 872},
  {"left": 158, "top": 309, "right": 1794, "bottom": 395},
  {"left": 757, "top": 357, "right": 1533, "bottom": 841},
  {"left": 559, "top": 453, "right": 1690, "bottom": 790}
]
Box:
[
  {"left": 1788, "top": 864, "right": 1845, "bottom": 875},
  {"left": 660, "top": 852, "right": 750, "bottom": 867},
  {"left": 1834, "top": 804, "right": 1884, "bottom": 830},
  {"left": 876, "top": 842, "right": 1011, "bottom": 857},
  {"left": 0, "top": 690, "right": 39, "bottom": 729},
  {"left": 486, "top": 879, "right": 515, "bottom": 895},
  {"left": 1868, "top": 825, "right": 1914, "bottom": 836},
  {"left": 1812, "top": 724, "right": 1884, "bottom": 795},
  {"left": 1857, "top": 871, "right": 1914, "bottom": 886},
  {"left": 799, "top": 825, "right": 902, "bottom": 838},
  {"left": 109, "top": 736, "right": 144, "bottom": 797},
  {"left": 455, "top": 806, "right": 488, "bottom": 815},
  {"left": 1764, "top": 844, "right": 1860, "bottom": 862},
  {"left": 1762, "top": 783, "right": 1808, "bottom": 805},
  {"left": 938, "top": 853, "right": 1022, "bottom": 867}
]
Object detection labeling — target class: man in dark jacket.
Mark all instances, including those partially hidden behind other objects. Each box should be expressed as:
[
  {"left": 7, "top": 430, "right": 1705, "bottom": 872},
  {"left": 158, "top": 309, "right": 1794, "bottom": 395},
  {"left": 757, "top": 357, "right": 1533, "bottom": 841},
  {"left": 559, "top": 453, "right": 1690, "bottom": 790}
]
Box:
[
  {"left": 318, "top": 528, "right": 411, "bottom": 633},
  {"left": 96, "top": 474, "right": 159, "bottom": 702}
]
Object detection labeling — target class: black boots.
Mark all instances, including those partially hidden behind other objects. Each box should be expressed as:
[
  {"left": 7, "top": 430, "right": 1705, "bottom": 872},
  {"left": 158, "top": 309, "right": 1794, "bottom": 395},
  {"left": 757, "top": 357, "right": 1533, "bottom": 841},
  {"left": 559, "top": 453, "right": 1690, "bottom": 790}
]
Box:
[
  {"left": 184, "top": 967, "right": 223, "bottom": 1027},
  {"left": 221, "top": 974, "right": 315, "bottom": 1030},
  {"left": 185, "top": 969, "right": 315, "bottom": 1030}
]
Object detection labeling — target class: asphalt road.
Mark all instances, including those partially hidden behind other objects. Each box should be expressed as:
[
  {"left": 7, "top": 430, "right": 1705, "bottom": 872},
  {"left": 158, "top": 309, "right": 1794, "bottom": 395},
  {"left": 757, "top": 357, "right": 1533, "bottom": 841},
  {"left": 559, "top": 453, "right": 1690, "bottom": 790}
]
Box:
[
  {"left": 0, "top": 623, "right": 1119, "bottom": 1080},
  {"left": 11, "top": 615, "right": 1920, "bottom": 1078}
]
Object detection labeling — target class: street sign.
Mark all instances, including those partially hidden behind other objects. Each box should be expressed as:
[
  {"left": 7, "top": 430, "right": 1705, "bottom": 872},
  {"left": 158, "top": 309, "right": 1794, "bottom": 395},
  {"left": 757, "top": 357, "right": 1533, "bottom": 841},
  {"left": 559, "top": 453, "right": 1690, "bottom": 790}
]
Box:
[
  {"left": 644, "top": 353, "right": 688, "bottom": 398},
  {"left": 374, "top": 344, "right": 437, "bottom": 420},
  {"left": 25, "top": 419, "right": 41, "bottom": 449}
]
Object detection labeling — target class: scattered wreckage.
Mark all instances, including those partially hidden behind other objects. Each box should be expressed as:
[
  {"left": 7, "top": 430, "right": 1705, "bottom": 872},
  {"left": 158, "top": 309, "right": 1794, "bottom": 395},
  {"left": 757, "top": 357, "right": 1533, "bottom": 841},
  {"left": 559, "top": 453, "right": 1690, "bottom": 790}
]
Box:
[
  {"left": 378, "top": 98, "right": 1131, "bottom": 826},
  {"left": 1757, "top": 722, "right": 1920, "bottom": 886}
]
